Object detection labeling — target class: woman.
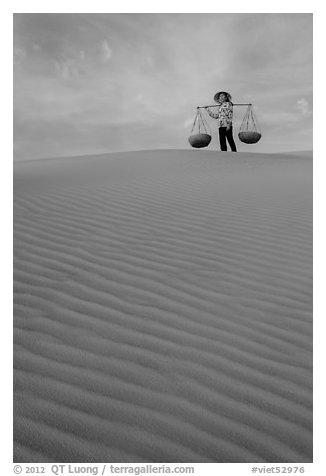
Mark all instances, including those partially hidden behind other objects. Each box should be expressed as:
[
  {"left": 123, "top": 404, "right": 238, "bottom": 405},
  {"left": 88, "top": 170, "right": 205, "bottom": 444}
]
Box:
[{"left": 205, "top": 91, "right": 237, "bottom": 152}]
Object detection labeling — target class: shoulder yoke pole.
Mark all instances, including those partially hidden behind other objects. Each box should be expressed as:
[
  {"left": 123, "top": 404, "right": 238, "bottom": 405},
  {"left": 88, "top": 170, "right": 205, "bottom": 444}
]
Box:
[{"left": 197, "top": 103, "right": 252, "bottom": 108}]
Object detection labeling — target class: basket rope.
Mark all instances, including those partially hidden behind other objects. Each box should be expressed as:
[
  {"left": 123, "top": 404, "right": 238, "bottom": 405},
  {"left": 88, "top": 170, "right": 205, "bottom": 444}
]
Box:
[
  {"left": 190, "top": 109, "right": 212, "bottom": 136},
  {"left": 239, "top": 105, "right": 260, "bottom": 133}
]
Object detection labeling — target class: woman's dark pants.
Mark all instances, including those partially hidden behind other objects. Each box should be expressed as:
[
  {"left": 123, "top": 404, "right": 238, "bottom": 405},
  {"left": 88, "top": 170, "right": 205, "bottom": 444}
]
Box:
[{"left": 219, "top": 126, "right": 237, "bottom": 152}]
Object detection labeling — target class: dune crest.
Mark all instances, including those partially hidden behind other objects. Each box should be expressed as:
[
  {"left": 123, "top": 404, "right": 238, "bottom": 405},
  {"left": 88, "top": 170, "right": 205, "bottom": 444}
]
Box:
[{"left": 14, "top": 150, "right": 312, "bottom": 462}]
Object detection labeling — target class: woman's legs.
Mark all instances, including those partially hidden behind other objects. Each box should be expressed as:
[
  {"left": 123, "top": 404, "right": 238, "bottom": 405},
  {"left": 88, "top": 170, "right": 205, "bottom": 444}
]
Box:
[
  {"left": 219, "top": 126, "right": 237, "bottom": 151},
  {"left": 226, "top": 126, "right": 237, "bottom": 152},
  {"left": 218, "top": 127, "right": 228, "bottom": 151}
]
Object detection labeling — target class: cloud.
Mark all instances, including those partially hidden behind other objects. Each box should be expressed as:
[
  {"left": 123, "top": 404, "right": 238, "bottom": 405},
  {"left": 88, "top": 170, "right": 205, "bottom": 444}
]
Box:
[
  {"left": 13, "top": 46, "right": 26, "bottom": 66},
  {"left": 183, "top": 117, "right": 195, "bottom": 129},
  {"left": 54, "top": 58, "right": 80, "bottom": 79},
  {"left": 53, "top": 50, "right": 86, "bottom": 79},
  {"left": 297, "top": 98, "right": 311, "bottom": 116},
  {"left": 99, "top": 40, "right": 113, "bottom": 63}
]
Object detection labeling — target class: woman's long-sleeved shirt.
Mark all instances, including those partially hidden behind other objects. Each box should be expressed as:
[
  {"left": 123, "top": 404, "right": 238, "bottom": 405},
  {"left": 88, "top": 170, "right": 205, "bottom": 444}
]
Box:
[{"left": 207, "top": 102, "right": 233, "bottom": 127}]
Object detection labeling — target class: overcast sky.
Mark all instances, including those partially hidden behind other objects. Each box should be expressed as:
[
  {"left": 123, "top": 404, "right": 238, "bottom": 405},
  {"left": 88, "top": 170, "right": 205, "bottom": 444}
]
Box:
[{"left": 13, "top": 13, "right": 313, "bottom": 160}]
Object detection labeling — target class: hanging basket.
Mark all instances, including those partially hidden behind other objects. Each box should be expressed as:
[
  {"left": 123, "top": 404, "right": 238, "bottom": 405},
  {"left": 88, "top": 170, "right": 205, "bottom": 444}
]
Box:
[
  {"left": 238, "top": 105, "right": 262, "bottom": 144},
  {"left": 188, "top": 109, "right": 212, "bottom": 148},
  {"left": 188, "top": 133, "right": 212, "bottom": 148},
  {"left": 238, "top": 131, "right": 262, "bottom": 144}
]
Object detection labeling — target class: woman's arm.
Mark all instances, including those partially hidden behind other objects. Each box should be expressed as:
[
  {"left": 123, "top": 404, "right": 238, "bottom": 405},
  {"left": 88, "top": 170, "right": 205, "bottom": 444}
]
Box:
[{"left": 205, "top": 106, "right": 219, "bottom": 119}]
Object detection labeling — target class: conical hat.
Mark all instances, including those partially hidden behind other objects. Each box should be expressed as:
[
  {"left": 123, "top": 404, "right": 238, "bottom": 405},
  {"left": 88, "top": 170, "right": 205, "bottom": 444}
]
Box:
[{"left": 214, "top": 91, "right": 232, "bottom": 102}]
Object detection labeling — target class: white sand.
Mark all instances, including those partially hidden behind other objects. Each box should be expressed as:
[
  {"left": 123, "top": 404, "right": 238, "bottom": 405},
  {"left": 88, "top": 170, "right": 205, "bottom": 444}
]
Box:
[{"left": 13, "top": 149, "right": 312, "bottom": 463}]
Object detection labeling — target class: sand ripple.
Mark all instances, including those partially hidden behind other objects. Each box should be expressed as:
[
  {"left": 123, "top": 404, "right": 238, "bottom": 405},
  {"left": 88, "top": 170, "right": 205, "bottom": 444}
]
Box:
[{"left": 14, "top": 150, "right": 312, "bottom": 462}]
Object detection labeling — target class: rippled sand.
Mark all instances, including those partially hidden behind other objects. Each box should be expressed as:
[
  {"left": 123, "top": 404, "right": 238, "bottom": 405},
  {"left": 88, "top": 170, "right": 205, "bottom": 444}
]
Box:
[{"left": 13, "top": 149, "right": 313, "bottom": 462}]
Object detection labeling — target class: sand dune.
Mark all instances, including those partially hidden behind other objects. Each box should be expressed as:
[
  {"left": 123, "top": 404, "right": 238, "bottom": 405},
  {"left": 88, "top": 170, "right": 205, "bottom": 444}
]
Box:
[{"left": 13, "top": 149, "right": 312, "bottom": 463}]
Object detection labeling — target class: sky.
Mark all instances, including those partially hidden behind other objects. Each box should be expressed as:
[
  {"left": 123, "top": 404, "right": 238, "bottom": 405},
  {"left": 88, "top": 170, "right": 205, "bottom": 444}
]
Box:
[{"left": 13, "top": 13, "right": 313, "bottom": 160}]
